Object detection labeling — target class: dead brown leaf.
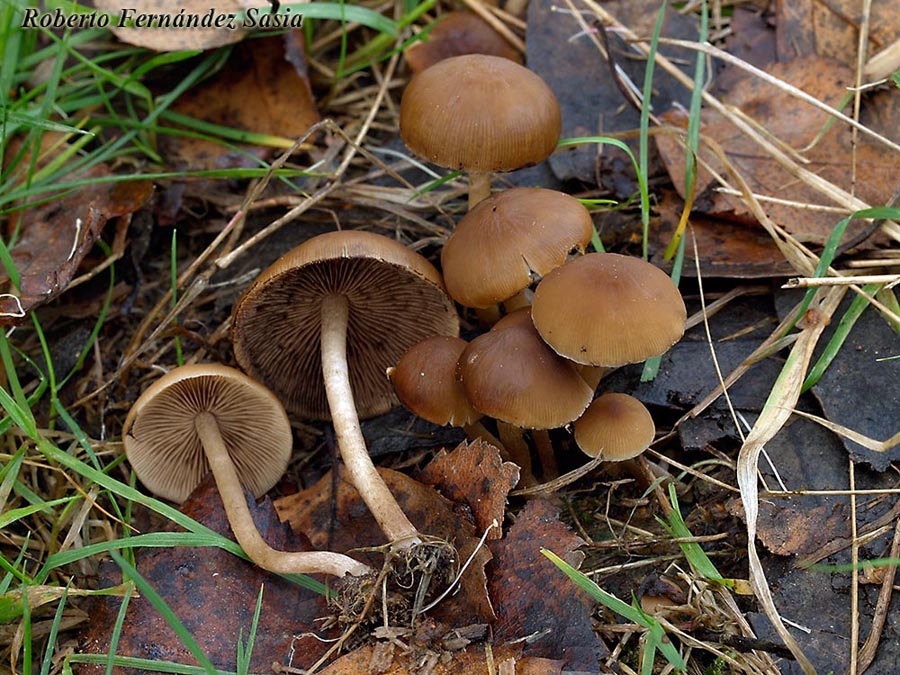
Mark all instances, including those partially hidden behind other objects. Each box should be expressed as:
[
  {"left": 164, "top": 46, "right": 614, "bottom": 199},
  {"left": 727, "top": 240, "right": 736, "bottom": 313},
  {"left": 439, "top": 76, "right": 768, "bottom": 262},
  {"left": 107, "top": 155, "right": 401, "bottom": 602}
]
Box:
[
  {"left": 93, "top": 0, "right": 256, "bottom": 51},
  {"left": 318, "top": 641, "right": 528, "bottom": 675},
  {"left": 656, "top": 56, "right": 900, "bottom": 245},
  {"left": 728, "top": 497, "right": 851, "bottom": 557},
  {"left": 487, "top": 499, "right": 607, "bottom": 671},
  {"left": 162, "top": 32, "right": 319, "bottom": 170},
  {"left": 0, "top": 166, "right": 152, "bottom": 324},
  {"left": 76, "top": 475, "right": 335, "bottom": 674},
  {"left": 775, "top": 0, "right": 900, "bottom": 68}
]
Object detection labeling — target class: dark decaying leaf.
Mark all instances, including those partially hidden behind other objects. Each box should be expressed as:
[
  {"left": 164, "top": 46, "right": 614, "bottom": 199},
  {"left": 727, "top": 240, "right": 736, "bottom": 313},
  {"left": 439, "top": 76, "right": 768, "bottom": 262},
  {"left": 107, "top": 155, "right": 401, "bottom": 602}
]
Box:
[
  {"left": 162, "top": 33, "right": 320, "bottom": 171},
  {"left": 488, "top": 499, "right": 608, "bottom": 672},
  {"left": 526, "top": 0, "right": 697, "bottom": 187},
  {"left": 729, "top": 499, "right": 850, "bottom": 557},
  {"left": 775, "top": 290, "right": 900, "bottom": 470},
  {"left": 0, "top": 168, "right": 152, "bottom": 325},
  {"left": 656, "top": 56, "right": 900, "bottom": 246},
  {"left": 418, "top": 438, "right": 520, "bottom": 540},
  {"left": 76, "top": 475, "right": 335, "bottom": 674}
]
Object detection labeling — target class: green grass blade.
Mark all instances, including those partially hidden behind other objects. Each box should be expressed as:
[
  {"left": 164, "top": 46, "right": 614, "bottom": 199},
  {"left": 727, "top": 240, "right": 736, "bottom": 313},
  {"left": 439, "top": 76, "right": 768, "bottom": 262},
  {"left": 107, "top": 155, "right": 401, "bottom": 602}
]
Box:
[
  {"left": 105, "top": 582, "right": 135, "bottom": 675},
  {"left": 541, "top": 549, "right": 685, "bottom": 670},
  {"left": 40, "top": 584, "right": 69, "bottom": 675},
  {"left": 638, "top": 0, "right": 668, "bottom": 260},
  {"left": 68, "top": 654, "right": 236, "bottom": 675}
]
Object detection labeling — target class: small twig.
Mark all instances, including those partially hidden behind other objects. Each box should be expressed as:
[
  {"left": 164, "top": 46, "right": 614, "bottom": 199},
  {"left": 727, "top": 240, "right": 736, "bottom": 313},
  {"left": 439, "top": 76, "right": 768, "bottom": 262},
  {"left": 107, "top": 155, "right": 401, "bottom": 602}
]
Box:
[
  {"left": 784, "top": 274, "right": 898, "bottom": 288},
  {"left": 858, "top": 515, "right": 900, "bottom": 673}
]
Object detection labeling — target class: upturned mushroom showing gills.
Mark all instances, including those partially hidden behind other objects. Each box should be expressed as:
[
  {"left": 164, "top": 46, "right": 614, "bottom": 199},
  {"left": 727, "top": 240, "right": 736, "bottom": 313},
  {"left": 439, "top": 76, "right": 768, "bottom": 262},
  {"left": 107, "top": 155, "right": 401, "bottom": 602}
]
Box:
[
  {"left": 400, "top": 53, "right": 561, "bottom": 209},
  {"left": 531, "top": 253, "right": 687, "bottom": 367},
  {"left": 123, "top": 364, "right": 371, "bottom": 578},
  {"left": 440, "top": 187, "right": 594, "bottom": 308},
  {"left": 232, "top": 230, "right": 459, "bottom": 548}
]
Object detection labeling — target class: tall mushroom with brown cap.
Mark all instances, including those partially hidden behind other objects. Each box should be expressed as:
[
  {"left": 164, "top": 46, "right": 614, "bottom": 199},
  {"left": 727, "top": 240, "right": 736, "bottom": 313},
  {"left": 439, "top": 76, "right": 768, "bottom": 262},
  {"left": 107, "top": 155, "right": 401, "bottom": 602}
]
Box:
[
  {"left": 573, "top": 393, "right": 656, "bottom": 462},
  {"left": 440, "top": 187, "right": 594, "bottom": 308},
  {"left": 531, "top": 253, "right": 687, "bottom": 367},
  {"left": 123, "top": 364, "right": 371, "bottom": 578},
  {"left": 400, "top": 54, "right": 561, "bottom": 209},
  {"left": 232, "top": 230, "right": 459, "bottom": 547}
]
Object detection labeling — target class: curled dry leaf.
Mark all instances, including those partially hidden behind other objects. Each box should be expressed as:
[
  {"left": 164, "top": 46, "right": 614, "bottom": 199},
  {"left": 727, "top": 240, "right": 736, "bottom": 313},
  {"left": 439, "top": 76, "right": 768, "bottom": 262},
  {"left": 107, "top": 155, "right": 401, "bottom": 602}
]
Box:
[
  {"left": 75, "top": 476, "right": 335, "bottom": 674},
  {"left": 0, "top": 165, "right": 152, "bottom": 325},
  {"left": 418, "top": 438, "right": 520, "bottom": 540}
]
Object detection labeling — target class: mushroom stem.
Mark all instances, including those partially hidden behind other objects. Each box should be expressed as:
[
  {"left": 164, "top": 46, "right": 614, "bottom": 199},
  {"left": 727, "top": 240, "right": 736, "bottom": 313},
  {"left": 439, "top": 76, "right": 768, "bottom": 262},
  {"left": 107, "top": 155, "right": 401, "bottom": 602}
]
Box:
[
  {"left": 533, "top": 429, "right": 559, "bottom": 480},
  {"left": 497, "top": 421, "right": 538, "bottom": 488},
  {"left": 468, "top": 171, "right": 492, "bottom": 210},
  {"left": 320, "top": 293, "right": 421, "bottom": 546},
  {"left": 462, "top": 421, "right": 505, "bottom": 451},
  {"left": 194, "top": 412, "right": 371, "bottom": 578}
]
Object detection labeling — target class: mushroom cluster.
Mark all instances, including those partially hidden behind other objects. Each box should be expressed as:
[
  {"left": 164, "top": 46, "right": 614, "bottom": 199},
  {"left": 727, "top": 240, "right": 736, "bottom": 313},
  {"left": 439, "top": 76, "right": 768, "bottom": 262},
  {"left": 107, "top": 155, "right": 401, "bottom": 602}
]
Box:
[{"left": 396, "top": 50, "right": 688, "bottom": 472}]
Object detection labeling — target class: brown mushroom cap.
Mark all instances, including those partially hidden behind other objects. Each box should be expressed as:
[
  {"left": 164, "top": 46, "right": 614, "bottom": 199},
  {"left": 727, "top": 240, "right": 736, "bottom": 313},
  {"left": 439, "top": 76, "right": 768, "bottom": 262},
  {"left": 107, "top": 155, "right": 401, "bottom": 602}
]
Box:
[
  {"left": 404, "top": 11, "right": 521, "bottom": 74},
  {"left": 531, "top": 253, "right": 687, "bottom": 366},
  {"left": 400, "top": 54, "right": 561, "bottom": 173},
  {"left": 388, "top": 336, "right": 479, "bottom": 427},
  {"left": 459, "top": 309, "right": 593, "bottom": 429},
  {"left": 232, "top": 230, "right": 460, "bottom": 420},
  {"left": 573, "top": 393, "right": 655, "bottom": 461},
  {"left": 441, "top": 187, "right": 594, "bottom": 308},
  {"left": 123, "top": 364, "right": 292, "bottom": 504}
]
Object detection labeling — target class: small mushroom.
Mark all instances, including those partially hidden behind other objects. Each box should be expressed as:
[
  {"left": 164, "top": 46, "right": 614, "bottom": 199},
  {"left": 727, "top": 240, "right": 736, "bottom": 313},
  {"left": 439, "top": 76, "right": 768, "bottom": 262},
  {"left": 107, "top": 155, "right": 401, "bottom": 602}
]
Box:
[
  {"left": 400, "top": 54, "right": 561, "bottom": 209},
  {"left": 388, "top": 335, "right": 502, "bottom": 448},
  {"left": 440, "top": 187, "right": 594, "bottom": 308},
  {"left": 123, "top": 364, "right": 370, "bottom": 578},
  {"left": 531, "top": 253, "right": 687, "bottom": 367},
  {"left": 232, "top": 230, "right": 459, "bottom": 547},
  {"left": 404, "top": 11, "right": 521, "bottom": 74},
  {"left": 573, "top": 393, "right": 656, "bottom": 462}
]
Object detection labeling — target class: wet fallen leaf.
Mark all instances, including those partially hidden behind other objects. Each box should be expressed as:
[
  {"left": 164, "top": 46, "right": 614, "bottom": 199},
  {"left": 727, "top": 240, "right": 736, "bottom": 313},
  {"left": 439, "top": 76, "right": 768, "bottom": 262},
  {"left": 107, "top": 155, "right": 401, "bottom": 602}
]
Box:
[
  {"left": 0, "top": 166, "right": 152, "bottom": 325},
  {"left": 404, "top": 11, "right": 521, "bottom": 74},
  {"left": 715, "top": 6, "right": 777, "bottom": 96},
  {"left": 162, "top": 32, "right": 319, "bottom": 171},
  {"left": 656, "top": 56, "right": 900, "bottom": 245},
  {"left": 487, "top": 499, "right": 607, "bottom": 671},
  {"left": 76, "top": 475, "right": 335, "bottom": 673},
  {"left": 418, "top": 438, "right": 520, "bottom": 540}
]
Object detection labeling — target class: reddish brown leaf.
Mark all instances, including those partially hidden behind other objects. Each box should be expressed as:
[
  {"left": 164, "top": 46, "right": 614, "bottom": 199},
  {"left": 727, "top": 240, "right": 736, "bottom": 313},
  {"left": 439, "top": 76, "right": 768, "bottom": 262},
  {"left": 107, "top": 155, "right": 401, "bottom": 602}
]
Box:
[
  {"left": 0, "top": 168, "right": 152, "bottom": 324},
  {"left": 162, "top": 33, "right": 319, "bottom": 171},
  {"left": 418, "top": 439, "right": 520, "bottom": 540},
  {"left": 275, "top": 467, "right": 496, "bottom": 627},
  {"left": 656, "top": 56, "right": 899, "bottom": 245},
  {"left": 488, "top": 499, "right": 607, "bottom": 671},
  {"left": 76, "top": 475, "right": 335, "bottom": 674}
]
